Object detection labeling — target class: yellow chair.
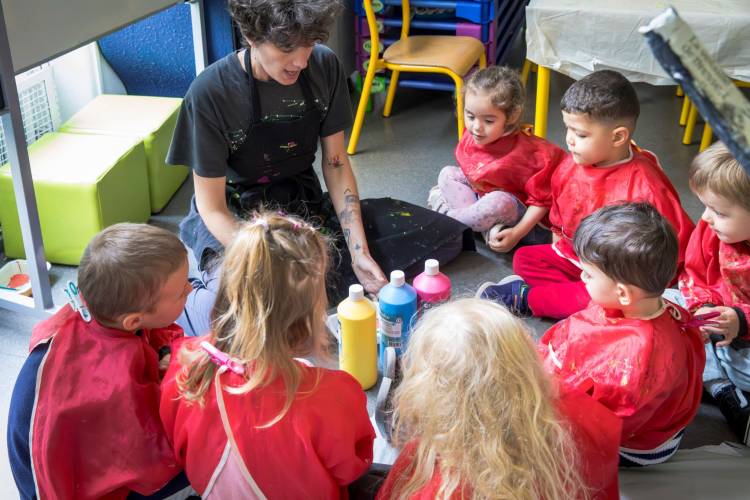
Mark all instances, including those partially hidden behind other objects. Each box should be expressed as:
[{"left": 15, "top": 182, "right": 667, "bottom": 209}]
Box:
[{"left": 347, "top": 0, "right": 487, "bottom": 155}]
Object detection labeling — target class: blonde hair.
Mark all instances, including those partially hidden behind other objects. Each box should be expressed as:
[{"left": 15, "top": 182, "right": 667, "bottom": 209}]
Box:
[
  {"left": 177, "top": 211, "right": 331, "bottom": 425},
  {"left": 689, "top": 141, "right": 750, "bottom": 212},
  {"left": 79, "top": 223, "right": 186, "bottom": 324},
  {"left": 390, "top": 298, "right": 586, "bottom": 500},
  {"left": 464, "top": 66, "right": 525, "bottom": 133}
]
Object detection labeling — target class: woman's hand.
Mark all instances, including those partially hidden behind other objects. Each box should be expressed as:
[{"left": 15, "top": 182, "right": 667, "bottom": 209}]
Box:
[{"left": 352, "top": 253, "right": 388, "bottom": 294}]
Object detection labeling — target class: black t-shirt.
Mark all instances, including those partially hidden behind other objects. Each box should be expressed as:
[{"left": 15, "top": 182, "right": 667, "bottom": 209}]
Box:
[{"left": 166, "top": 44, "right": 353, "bottom": 178}]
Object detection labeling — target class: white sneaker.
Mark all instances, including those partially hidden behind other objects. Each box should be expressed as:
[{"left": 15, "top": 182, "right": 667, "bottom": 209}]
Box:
[{"left": 427, "top": 186, "right": 449, "bottom": 214}]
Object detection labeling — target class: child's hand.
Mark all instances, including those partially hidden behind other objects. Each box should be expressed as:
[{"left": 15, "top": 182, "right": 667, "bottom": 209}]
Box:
[
  {"left": 159, "top": 353, "right": 171, "bottom": 372},
  {"left": 697, "top": 306, "right": 740, "bottom": 347},
  {"left": 489, "top": 227, "right": 521, "bottom": 253}
]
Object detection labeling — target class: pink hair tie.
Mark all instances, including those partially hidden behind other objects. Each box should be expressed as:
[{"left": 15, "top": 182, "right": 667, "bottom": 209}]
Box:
[{"left": 200, "top": 341, "right": 246, "bottom": 375}]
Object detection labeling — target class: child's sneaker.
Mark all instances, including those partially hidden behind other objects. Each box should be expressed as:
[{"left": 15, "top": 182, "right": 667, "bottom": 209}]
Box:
[
  {"left": 375, "top": 347, "right": 399, "bottom": 443},
  {"left": 714, "top": 383, "right": 750, "bottom": 445},
  {"left": 476, "top": 275, "right": 531, "bottom": 316},
  {"left": 427, "top": 186, "right": 449, "bottom": 215}
]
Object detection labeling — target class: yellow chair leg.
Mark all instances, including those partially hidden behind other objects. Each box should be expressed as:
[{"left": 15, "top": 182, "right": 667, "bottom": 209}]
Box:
[
  {"left": 521, "top": 59, "right": 532, "bottom": 88},
  {"left": 383, "top": 70, "right": 400, "bottom": 118},
  {"left": 534, "top": 66, "right": 550, "bottom": 139},
  {"left": 679, "top": 96, "right": 691, "bottom": 126},
  {"left": 479, "top": 52, "right": 487, "bottom": 69},
  {"left": 683, "top": 101, "right": 699, "bottom": 145},
  {"left": 347, "top": 65, "right": 379, "bottom": 155},
  {"left": 699, "top": 124, "right": 713, "bottom": 152},
  {"left": 452, "top": 76, "right": 465, "bottom": 139},
  {"left": 676, "top": 86, "right": 683, "bottom": 97}
]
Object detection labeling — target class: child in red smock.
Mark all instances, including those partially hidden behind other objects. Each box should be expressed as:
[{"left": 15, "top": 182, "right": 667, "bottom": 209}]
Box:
[
  {"left": 678, "top": 142, "right": 750, "bottom": 445},
  {"left": 478, "top": 70, "right": 693, "bottom": 319},
  {"left": 427, "top": 66, "right": 564, "bottom": 247},
  {"left": 377, "top": 298, "right": 621, "bottom": 499},
  {"left": 538, "top": 203, "right": 705, "bottom": 466},
  {"left": 160, "top": 212, "right": 375, "bottom": 498},
  {"left": 7, "top": 224, "right": 193, "bottom": 499}
]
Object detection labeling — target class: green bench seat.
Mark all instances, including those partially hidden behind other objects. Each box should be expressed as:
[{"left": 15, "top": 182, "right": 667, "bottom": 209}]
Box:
[
  {"left": 0, "top": 132, "right": 150, "bottom": 265},
  {"left": 60, "top": 94, "right": 189, "bottom": 213}
]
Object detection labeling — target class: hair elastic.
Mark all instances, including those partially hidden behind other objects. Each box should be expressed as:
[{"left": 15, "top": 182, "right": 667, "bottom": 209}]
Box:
[
  {"left": 200, "top": 341, "right": 246, "bottom": 375},
  {"left": 250, "top": 217, "right": 269, "bottom": 231}
]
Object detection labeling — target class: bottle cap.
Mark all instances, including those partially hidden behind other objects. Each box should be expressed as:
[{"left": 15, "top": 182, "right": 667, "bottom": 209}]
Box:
[
  {"left": 425, "top": 259, "right": 439, "bottom": 276},
  {"left": 390, "top": 270, "right": 405, "bottom": 287},
  {"left": 349, "top": 284, "right": 364, "bottom": 301}
]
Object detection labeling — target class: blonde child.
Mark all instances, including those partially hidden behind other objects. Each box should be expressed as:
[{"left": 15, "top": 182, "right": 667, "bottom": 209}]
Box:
[
  {"left": 480, "top": 70, "right": 694, "bottom": 319},
  {"left": 538, "top": 203, "right": 705, "bottom": 466},
  {"left": 159, "top": 212, "right": 375, "bottom": 497},
  {"left": 427, "top": 66, "right": 564, "bottom": 246},
  {"left": 7, "top": 224, "right": 192, "bottom": 499},
  {"left": 377, "top": 298, "right": 621, "bottom": 500},
  {"left": 679, "top": 142, "right": 750, "bottom": 444}
]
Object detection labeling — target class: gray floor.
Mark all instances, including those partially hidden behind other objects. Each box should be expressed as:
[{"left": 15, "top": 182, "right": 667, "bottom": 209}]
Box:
[{"left": 0, "top": 62, "right": 742, "bottom": 495}]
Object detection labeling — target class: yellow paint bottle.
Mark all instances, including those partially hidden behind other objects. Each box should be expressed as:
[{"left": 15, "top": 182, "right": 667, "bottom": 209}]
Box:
[{"left": 337, "top": 284, "right": 377, "bottom": 390}]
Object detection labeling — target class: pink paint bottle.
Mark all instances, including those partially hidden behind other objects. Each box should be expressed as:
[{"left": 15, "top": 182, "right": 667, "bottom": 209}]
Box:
[{"left": 412, "top": 259, "right": 451, "bottom": 312}]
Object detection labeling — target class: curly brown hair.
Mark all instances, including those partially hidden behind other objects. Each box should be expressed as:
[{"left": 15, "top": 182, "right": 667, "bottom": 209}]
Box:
[{"left": 228, "top": 0, "right": 342, "bottom": 50}]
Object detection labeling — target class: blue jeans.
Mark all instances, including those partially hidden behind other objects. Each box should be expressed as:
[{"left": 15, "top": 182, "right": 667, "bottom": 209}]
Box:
[
  {"left": 177, "top": 262, "right": 220, "bottom": 338},
  {"left": 704, "top": 341, "right": 750, "bottom": 392}
]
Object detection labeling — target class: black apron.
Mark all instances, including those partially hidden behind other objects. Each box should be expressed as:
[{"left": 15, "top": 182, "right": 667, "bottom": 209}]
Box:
[{"left": 180, "top": 48, "right": 474, "bottom": 303}]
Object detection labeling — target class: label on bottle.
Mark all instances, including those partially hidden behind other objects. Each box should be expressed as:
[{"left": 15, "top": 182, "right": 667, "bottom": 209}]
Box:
[{"left": 379, "top": 312, "right": 403, "bottom": 350}]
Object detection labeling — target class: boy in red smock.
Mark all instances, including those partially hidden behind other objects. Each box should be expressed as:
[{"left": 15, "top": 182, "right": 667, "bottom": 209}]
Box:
[
  {"left": 678, "top": 142, "right": 750, "bottom": 444},
  {"left": 538, "top": 203, "right": 705, "bottom": 466},
  {"left": 478, "top": 70, "right": 693, "bottom": 319},
  {"left": 7, "top": 224, "right": 193, "bottom": 499}
]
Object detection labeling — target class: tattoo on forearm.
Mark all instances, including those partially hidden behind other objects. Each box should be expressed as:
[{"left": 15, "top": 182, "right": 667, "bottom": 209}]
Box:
[
  {"left": 337, "top": 189, "right": 360, "bottom": 226},
  {"left": 326, "top": 155, "right": 344, "bottom": 169},
  {"left": 338, "top": 188, "right": 364, "bottom": 253}
]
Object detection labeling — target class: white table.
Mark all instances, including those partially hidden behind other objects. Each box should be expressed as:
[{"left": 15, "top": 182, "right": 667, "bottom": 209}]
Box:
[{"left": 524, "top": 0, "right": 750, "bottom": 137}]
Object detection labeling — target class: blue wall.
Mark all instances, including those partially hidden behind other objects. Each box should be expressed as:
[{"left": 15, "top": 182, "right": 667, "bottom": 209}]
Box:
[{"left": 98, "top": 0, "right": 236, "bottom": 97}]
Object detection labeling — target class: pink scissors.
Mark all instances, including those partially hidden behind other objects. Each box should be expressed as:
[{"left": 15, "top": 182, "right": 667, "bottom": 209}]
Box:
[
  {"left": 686, "top": 311, "right": 721, "bottom": 328},
  {"left": 200, "top": 341, "right": 246, "bottom": 375}
]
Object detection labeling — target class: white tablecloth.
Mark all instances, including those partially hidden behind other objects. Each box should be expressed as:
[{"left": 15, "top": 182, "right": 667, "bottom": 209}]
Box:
[{"left": 526, "top": 0, "right": 750, "bottom": 85}]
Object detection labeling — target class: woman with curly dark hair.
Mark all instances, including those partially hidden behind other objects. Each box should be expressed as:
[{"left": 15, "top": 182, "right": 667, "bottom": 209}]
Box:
[{"left": 169, "top": 0, "right": 473, "bottom": 338}]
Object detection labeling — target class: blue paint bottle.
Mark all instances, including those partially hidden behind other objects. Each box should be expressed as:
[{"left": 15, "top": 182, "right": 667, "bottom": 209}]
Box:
[{"left": 378, "top": 270, "right": 418, "bottom": 361}]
